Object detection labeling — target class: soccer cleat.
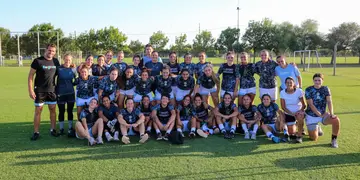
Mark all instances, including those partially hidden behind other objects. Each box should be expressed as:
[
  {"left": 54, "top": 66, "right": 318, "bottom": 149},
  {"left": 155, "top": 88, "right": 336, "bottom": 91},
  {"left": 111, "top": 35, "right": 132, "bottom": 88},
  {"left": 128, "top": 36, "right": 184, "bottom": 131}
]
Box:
[
  {"left": 318, "top": 126, "right": 324, "bottom": 136},
  {"left": 196, "top": 129, "right": 208, "bottom": 138},
  {"left": 244, "top": 132, "right": 250, "bottom": 139},
  {"left": 272, "top": 136, "right": 280, "bottom": 143},
  {"left": 50, "top": 129, "right": 59, "bottom": 137},
  {"left": 113, "top": 131, "right": 120, "bottom": 141},
  {"left": 250, "top": 132, "right": 257, "bottom": 140},
  {"left": 331, "top": 139, "right": 339, "bottom": 148},
  {"left": 121, "top": 135, "right": 130, "bottom": 144},
  {"left": 139, "top": 134, "right": 149, "bottom": 143},
  {"left": 59, "top": 129, "right": 65, "bottom": 135},
  {"left": 97, "top": 137, "right": 104, "bottom": 145},
  {"left": 189, "top": 131, "right": 196, "bottom": 138},
  {"left": 228, "top": 132, "right": 235, "bottom": 139},
  {"left": 88, "top": 137, "right": 96, "bottom": 146},
  {"left": 156, "top": 133, "right": 163, "bottom": 141},
  {"left": 295, "top": 136, "right": 303, "bottom": 143},
  {"left": 163, "top": 133, "right": 170, "bottom": 141},
  {"left": 30, "top": 132, "right": 40, "bottom": 141},
  {"left": 106, "top": 133, "right": 114, "bottom": 142}
]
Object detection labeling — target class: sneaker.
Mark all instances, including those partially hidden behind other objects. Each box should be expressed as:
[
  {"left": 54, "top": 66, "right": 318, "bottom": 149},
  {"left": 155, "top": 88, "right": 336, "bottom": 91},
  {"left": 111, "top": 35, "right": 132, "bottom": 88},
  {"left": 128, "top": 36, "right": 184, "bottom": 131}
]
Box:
[
  {"left": 163, "top": 133, "right": 170, "bottom": 141},
  {"left": 146, "top": 130, "right": 151, "bottom": 136},
  {"left": 139, "top": 134, "right": 149, "bottom": 143},
  {"left": 180, "top": 131, "right": 185, "bottom": 138},
  {"left": 68, "top": 128, "right": 75, "bottom": 138},
  {"left": 59, "top": 129, "right": 65, "bottom": 135},
  {"left": 156, "top": 133, "right": 163, "bottom": 141},
  {"left": 228, "top": 132, "right": 235, "bottom": 139},
  {"left": 30, "top": 132, "right": 40, "bottom": 141},
  {"left": 50, "top": 129, "right": 59, "bottom": 137},
  {"left": 106, "top": 134, "right": 114, "bottom": 142},
  {"left": 244, "top": 132, "right": 250, "bottom": 139},
  {"left": 213, "top": 128, "right": 220, "bottom": 134},
  {"left": 251, "top": 132, "right": 257, "bottom": 140},
  {"left": 318, "top": 126, "right": 323, "bottom": 136},
  {"left": 295, "top": 136, "right": 303, "bottom": 143},
  {"left": 97, "top": 137, "right": 104, "bottom": 144},
  {"left": 281, "top": 134, "right": 290, "bottom": 142},
  {"left": 196, "top": 129, "right": 208, "bottom": 138},
  {"left": 121, "top": 135, "right": 130, "bottom": 144},
  {"left": 113, "top": 131, "right": 120, "bottom": 141},
  {"left": 271, "top": 136, "right": 280, "bottom": 143},
  {"left": 189, "top": 131, "right": 196, "bottom": 138},
  {"left": 223, "top": 132, "right": 229, "bottom": 139},
  {"left": 88, "top": 137, "right": 96, "bottom": 146},
  {"left": 331, "top": 139, "right": 338, "bottom": 148}
]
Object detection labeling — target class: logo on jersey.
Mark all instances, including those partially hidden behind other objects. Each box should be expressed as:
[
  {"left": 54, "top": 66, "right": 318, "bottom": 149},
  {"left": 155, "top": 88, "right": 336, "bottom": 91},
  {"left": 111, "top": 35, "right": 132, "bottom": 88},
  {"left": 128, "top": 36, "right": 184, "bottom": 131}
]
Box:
[{"left": 42, "top": 65, "right": 56, "bottom": 70}]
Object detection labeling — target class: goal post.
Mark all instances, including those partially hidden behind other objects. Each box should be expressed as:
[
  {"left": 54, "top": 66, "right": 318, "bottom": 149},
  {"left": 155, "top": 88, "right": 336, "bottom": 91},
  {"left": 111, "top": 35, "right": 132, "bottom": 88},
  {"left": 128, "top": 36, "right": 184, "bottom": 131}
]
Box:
[{"left": 293, "top": 50, "right": 322, "bottom": 71}]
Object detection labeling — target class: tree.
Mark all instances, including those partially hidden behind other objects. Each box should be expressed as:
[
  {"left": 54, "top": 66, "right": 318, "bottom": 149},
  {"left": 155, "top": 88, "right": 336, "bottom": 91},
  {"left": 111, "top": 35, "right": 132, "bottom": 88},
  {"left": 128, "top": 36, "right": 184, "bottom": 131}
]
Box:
[
  {"left": 76, "top": 29, "right": 98, "bottom": 55},
  {"left": 170, "top": 34, "right": 192, "bottom": 55},
  {"left": 0, "top": 27, "right": 11, "bottom": 56},
  {"left": 352, "top": 37, "right": 360, "bottom": 63},
  {"left": 96, "top": 26, "right": 127, "bottom": 52},
  {"left": 192, "top": 30, "right": 216, "bottom": 56},
  {"left": 129, "top": 40, "right": 144, "bottom": 55},
  {"left": 294, "top": 19, "right": 323, "bottom": 51},
  {"left": 215, "top": 27, "right": 240, "bottom": 54},
  {"left": 327, "top": 22, "right": 360, "bottom": 64},
  {"left": 149, "top": 31, "right": 169, "bottom": 51}
]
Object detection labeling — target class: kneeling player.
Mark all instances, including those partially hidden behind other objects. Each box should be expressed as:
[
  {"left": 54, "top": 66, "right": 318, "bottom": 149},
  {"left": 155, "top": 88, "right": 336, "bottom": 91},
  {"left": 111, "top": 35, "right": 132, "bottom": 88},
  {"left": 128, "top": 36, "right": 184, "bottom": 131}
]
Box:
[
  {"left": 214, "top": 92, "right": 238, "bottom": 139},
  {"left": 193, "top": 93, "right": 216, "bottom": 135},
  {"left": 137, "top": 95, "right": 153, "bottom": 134},
  {"left": 238, "top": 94, "right": 260, "bottom": 140},
  {"left": 98, "top": 96, "right": 120, "bottom": 142},
  {"left": 75, "top": 98, "right": 104, "bottom": 146},
  {"left": 152, "top": 94, "right": 176, "bottom": 141}
]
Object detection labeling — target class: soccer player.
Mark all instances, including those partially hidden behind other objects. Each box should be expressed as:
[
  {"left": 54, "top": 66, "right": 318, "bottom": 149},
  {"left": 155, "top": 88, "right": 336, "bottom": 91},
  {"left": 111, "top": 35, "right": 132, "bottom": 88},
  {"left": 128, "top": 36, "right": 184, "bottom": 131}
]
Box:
[
  {"left": 154, "top": 65, "right": 175, "bottom": 105},
  {"left": 136, "top": 95, "right": 153, "bottom": 134},
  {"left": 118, "top": 98, "right": 149, "bottom": 144},
  {"left": 257, "top": 94, "right": 287, "bottom": 143},
  {"left": 305, "top": 73, "right": 340, "bottom": 148},
  {"left": 105, "top": 50, "right": 113, "bottom": 69},
  {"left": 98, "top": 96, "right": 120, "bottom": 142},
  {"left": 92, "top": 55, "right": 108, "bottom": 100},
  {"left": 275, "top": 55, "right": 302, "bottom": 92},
  {"left": 179, "top": 53, "right": 196, "bottom": 77},
  {"left": 140, "top": 44, "right": 162, "bottom": 68},
  {"left": 194, "top": 64, "right": 220, "bottom": 106},
  {"left": 130, "top": 54, "right": 142, "bottom": 77},
  {"left": 214, "top": 92, "right": 238, "bottom": 139},
  {"left": 117, "top": 67, "right": 138, "bottom": 108},
  {"left": 110, "top": 51, "right": 127, "bottom": 77},
  {"left": 237, "top": 52, "right": 256, "bottom": 106},
  {"left": 175, "top": 69, "right": 195, "bottom": 103},
  {"left": 152, "top": 94, "right": 176, "bottom": 141},
  {"left": 176, "top": 95, "right": 208, "bottom": 138},
  {"left": 280, "top": 77, "right": 306, "bottom": 143},
  {"left": 194, "top": 51, "right": 210, "bottom": 79},
  {"left": 28, "top": 44, "right": 60, "bottom": 140},
  {"left": 98, "top": 68, "right": 119, "bottom": 103},
  {"left": 75, "top": 98, "right": 104, "bottom": 146},
  {"left": 168, "top": 52, "right": 181, "bottom": 98},
  {"left": 56, "top": 54, "right": 77, "bottom": 135},
  {"left": 133, "top": 70, "right": 154, "bottom": 103},
  {"left": 238, "top": 94, "right": 260, "bottom": 140},
  {"left": 217, "top": 52, "right": 240, "bottom": 99},
  {"left": 254, "top": 50, "right": 278, "bottom": 102},
  {"left": 77, "top": 55, "right": 94, "bottom": 76},
  {"left": 145, "top": 51, "right": 163, "bottom": 77},
  {"left": 193, "top": 93, "right": 216, "bottom": 135}
]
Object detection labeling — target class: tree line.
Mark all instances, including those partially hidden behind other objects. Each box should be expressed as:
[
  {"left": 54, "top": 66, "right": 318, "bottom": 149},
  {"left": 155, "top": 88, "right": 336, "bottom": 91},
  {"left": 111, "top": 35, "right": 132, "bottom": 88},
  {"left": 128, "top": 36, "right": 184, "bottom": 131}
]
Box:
[{"left": 1, "top": 18, "right": 360, "bottom": 63}]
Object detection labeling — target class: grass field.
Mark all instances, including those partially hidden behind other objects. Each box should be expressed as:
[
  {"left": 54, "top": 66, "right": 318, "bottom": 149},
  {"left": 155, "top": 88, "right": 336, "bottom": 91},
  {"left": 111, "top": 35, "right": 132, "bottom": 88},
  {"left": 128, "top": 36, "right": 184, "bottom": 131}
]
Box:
[{"left": 0, "top": 67, "right": 359, "bottom": 179}]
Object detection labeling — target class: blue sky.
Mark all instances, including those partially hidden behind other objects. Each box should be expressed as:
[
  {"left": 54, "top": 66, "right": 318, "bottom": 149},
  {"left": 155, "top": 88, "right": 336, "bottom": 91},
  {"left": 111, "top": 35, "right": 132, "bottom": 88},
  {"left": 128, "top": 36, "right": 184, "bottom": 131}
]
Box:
[{"left": 0, "top": 0, "right": 359, "bottom": 46}]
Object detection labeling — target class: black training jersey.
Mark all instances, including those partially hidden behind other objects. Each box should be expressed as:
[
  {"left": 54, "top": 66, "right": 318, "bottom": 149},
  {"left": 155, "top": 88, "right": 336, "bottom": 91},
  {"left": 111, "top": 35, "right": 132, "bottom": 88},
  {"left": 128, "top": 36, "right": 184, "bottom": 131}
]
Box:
[
  {"left": 238, "top": 105, "right": 257, "bottom": 120},
  {"left": 153, "top": 104, "right": 174, "bottom": 124},
  {"left": 31, "top": 56, "right": 60, "bottom": 93}
]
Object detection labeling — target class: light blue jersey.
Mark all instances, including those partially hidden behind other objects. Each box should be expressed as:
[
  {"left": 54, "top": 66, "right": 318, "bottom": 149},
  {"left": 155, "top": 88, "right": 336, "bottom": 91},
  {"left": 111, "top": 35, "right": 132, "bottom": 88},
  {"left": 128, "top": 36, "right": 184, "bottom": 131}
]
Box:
[
  {"left": 143, "top": 56, "right": 163, "bottom": 65},
  {"left": 275, "top": 64, "right": 300, "bottom": 89}
]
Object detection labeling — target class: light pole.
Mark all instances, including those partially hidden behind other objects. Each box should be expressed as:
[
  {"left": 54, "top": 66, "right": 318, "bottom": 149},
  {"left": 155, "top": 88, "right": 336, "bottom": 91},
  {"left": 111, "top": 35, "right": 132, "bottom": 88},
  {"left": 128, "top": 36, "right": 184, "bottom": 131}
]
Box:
[{"left": 236, "top": 6, "right": 240, "bottom": 64}]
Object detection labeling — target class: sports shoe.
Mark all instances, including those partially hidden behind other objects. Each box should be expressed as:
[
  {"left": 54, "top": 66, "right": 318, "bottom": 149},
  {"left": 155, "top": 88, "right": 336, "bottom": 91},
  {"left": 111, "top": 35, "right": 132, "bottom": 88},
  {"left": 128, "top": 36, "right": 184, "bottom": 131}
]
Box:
[
  {"left": 68, "top": 128, "right": 75, "bottom": 138},
  {"left": 113, "top": 131, "right": 120, "bottom": 141},
  {"left": 50, "top": 129, "right": 59, "bottom": 137},
  {"left": 59, "top": 129, "right": 65, "bottom": 135},
  {"left": 30, "top": 132, "right": 40, "bottom": 141},
  {"left": 318, "top": 126, "right": 323, "bottom": 136},
  {"left": 156, "top": 133, "right": 163, "bottom": 141},
  {"left": 228, "top": 132, "right": 235, "bottom": 139},
  {"left": 180, "top": 131, "right": 185, "bottom": 138},
  {"left": 244, "top": 132, "right": 250, "bottom": 139},
  {"left": 88, "top": 137, "right": 96, "bottom": 146},
  {"left": 121, "top": 135, "right": 130, "bottom": 144},
  {"left": 213, "top": 128, "right": 220, "bottom": 134},
  {"left": 106, "top": 133, "right": 114, "bottom": 142},
  {"left": 139, "top": 134, "right": 149, "bottom": 143},
  {"left": 295, "top": 136, "right": 303, "bottom": 143},
  {"left": 272, "top": 136, "right": 280, "bottom": 143},
  {"left": 223, "top": 132, "right": 229, "bottom": 139},
  {"left": 97, "top": 137, "right": 104, "bottom": 145},
  {"left": 281, "top": 134, "right": 290, "bottom": 142},
  {"left": 163, "top": 133, "right": 170, "bottom": 141},
  {"left": 196, "top": 129, "right": 208, "bottom": 138},
  {"left": 189, "top": 131, "right": 196, "bottom": 138},
  {"left": 331, "top": 139, "right": 338, "bottom": 148},
  {"left": 251, "top": 132, "right": 257, "bottom": 140}
]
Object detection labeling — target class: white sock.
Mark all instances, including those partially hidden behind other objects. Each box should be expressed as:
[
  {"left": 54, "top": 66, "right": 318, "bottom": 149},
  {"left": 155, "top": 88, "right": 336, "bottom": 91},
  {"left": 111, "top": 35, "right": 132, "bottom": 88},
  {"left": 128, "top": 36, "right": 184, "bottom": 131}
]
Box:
[
  {"left": 266, "top": 131, "right": 274, "bottom": 138},
  {"left": 191, "top": 127, "right": 196, "bottom": 132},
  {"left": 59, "top": 121, "right": 64, "bottom": 129},
  {"left": 230, "top": 125, "right": 236, "bottom": 133},
  {"left": 156, "top": 129, "right": 160, "bottom": 134},
  {"left": 218, "top": 124, "right": 225, "bottom": 131},
  {"left": 253, "top": 124, "right": 259, "bottom": 134},
  {"left": 177, "top": 128, "right": 182, "bottom": 132},
  {"left": 241, "top": 124, "right": 249, "bottom": 133},
  {"left": 283, "top": 125, "right": 289, "bottom": 135},
  {"left": 105, "top": 132, "right": 110, "bottom": 137},
  {"left": 68, "top": 120, "right": 73, "bottom": 129},
  {"left": 147, "top": 126, "right": 152, "bottom": 131},
  {"left": 166, "top": 129, "right": 172, "bottom": 134}
]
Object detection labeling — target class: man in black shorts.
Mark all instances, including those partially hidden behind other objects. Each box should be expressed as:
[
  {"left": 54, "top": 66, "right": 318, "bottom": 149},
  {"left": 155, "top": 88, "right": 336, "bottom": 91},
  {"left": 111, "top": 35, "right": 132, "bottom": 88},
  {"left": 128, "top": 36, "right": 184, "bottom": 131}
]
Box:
[{"left": 28, "top": 44, "right": 60, "bottom": 140}]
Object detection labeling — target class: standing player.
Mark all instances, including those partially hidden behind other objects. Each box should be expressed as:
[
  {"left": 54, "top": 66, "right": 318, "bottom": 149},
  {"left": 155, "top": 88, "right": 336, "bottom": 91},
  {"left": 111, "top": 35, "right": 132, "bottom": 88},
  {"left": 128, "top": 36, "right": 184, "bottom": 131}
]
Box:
[
  {"left": 254, "top": 50, "right": 278, "bottom": 102},
  {"left": 154, "top": 65, "right": 175, "bottom": 105},
  {"left": 111, "top": 51, "right": 127, "bottom": 77},
  {"left": 237, "top": 52, "right": 256, "bottom": 106},
  {"left": 214, "top": 92, "right": 238, "bottom": 139},
  {"left": 194, "top": 64, "right": 220, "bottom": 106},
  {"left": 140, "top": 44, "right": 162, "bottom": 68},
  {"left": 175, "top": 69, "right": 195, "bottom": 104},
  {"left": 105, "top": 50, "right": 114, "bottom": 70},
  {"left": 145, "top": 51, "right": 163, "bottom": 77},
  {"left": 305, "top": 73, "right": 340, "bottom": 148},
  {"left": 77, "top": 55, "right": 94, "bottom": 76},
  {"left": 217, "top": 52, "right": 239, "bottom": 99},
  {"left": 275, "top": 55, "right": 302, "bottom": 92},
  {"left": 92, "top": 55, "right": 108, "bottom": 100},
  {"left": 179, "top": 53, "right": 196, "bottom": 77},
  {"left": 117, "top": 67, "right": 138, "bottom": 108},
  {"left": 98, "top": 68, "right": 119, "bottom": 103},
  {"left": 56, "top": 54, "right": 77, "bottom": 135},
  {"left": 130, "top": 55, "right": 142, "bottom": 77},
  {"left": 28, "top": 44, "right": 60, "bottom": 140},
  {"left": 195, "top": 51, "right": 210, "bottom": 79},
  {"left": 152, "top": 94, "right": 176, "bottom": 141},
  {"left": 133, "top": 70, "right": 154, "bottom": 104}
]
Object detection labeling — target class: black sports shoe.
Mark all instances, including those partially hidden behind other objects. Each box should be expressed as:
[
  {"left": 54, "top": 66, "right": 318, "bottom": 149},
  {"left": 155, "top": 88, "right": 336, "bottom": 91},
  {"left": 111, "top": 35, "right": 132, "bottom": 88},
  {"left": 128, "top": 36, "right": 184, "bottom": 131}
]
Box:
[
  {"left": 281, "top": 134, "right": 290, "bottom": 142},
  {"left": 295, "top": 136, "right": 303, "bottom": 143},
  {"left": 223, "top": 132, "right": 229, "bottom": 139},
  {"left": 163, "top": 133, "right": 170, "bottom": 141},
  {"left": 189, "top": 131, "right": 196, "bottom": 138},
  {"left": 30, "top": 132, "right": 40, "bottom": 141},
  {"left": 50, "top": 129, "right": 59, "bottom": 137},
  {"left": 59, "top": 129, "right": 65, "bottom": 135},
  {"left": 156, "top": 133, "right": 163, "bottom": 141},
  {"left": 228, "top": 132, "right": 235, "bottom": 139},
  {"left": 68, "top": 128, "right": 76, "bottom": 138}
]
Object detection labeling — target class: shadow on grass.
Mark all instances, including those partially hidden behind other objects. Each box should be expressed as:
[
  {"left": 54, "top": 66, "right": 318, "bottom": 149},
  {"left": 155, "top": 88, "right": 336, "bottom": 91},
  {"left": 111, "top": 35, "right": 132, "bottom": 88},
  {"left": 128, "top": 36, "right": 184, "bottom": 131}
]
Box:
[{"left": 275, "top": 153, "right": 360, "bottom": 170}]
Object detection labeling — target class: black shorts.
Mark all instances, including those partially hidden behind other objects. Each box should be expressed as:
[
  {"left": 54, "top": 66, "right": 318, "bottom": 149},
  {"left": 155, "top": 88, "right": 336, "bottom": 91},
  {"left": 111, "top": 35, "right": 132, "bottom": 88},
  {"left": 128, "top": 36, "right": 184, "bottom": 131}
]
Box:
[
  {"left": 57, "top": 93, "right": 75, "bottom": 104},
  {"left": 35, "top": 92, "right": 57, "bottom": 106},
  {"left": 285, "top": 114, "right": 296, "bottom": 124}
]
